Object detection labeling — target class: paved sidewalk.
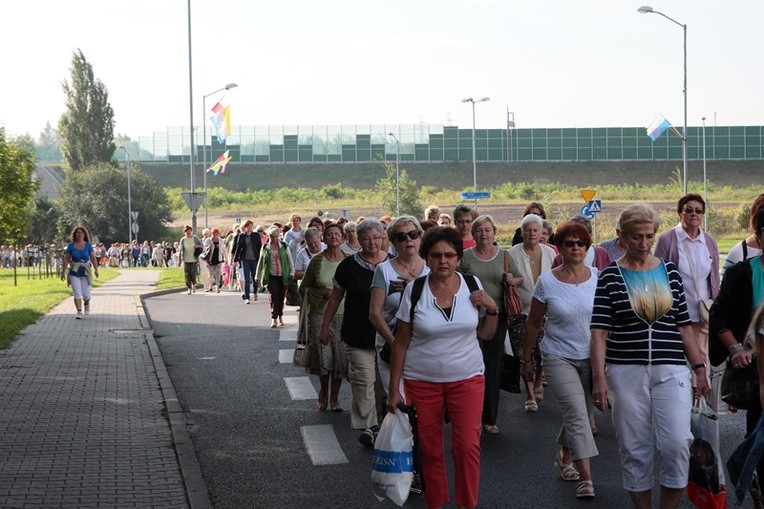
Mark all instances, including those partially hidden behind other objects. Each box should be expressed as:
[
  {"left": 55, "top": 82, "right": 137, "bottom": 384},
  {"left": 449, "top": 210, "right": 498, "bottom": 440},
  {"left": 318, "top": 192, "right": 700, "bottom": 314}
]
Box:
[{"left": 0, "top": 270, "right": 209, "bottom": 509}]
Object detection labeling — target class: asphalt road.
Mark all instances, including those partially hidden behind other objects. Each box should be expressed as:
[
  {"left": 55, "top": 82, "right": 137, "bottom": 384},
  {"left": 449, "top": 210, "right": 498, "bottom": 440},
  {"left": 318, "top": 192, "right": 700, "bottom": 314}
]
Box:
[{"left": 145, "top": 288, "right": 753, "bottom": 508}]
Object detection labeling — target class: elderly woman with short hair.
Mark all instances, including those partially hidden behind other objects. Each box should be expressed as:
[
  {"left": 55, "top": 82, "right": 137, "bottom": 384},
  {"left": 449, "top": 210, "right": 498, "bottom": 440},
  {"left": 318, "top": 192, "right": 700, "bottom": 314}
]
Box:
[
  {"left": 508, "top": 213, "right": 556, "bottom": 412},
  {"left": 523, "top": 221, "right": 599, "bottom": 499},
  {"left": 294, "top": 227, "right": 325, "bottom": 281},
  {"left": 591, "top": 204, "right": 709, "bottom": 509},
  {"left": 453, "top": 204, "right": 478, "bottom": 249},
  {"left": 256, "top": 225, "right": 294, "bottom": 328},
  {"left": 370, "top": 215, "right": 429, "bottom": 399},
  {"left": 319, "top": 219, "right": 390, "bottom": 446},
  {"left": 459, "top": 214, "right": 512, "bottom": 435},
  {"left": 341, "top": 220, "right": 361, "bottom": 255}
]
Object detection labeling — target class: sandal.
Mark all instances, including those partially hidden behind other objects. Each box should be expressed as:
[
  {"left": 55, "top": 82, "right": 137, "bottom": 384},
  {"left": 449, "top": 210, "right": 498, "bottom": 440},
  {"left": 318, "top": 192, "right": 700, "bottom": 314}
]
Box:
[
  {"left": 576, "top": 480, "right": 595, "bottom": 499},
  {"left": 554, "top": 455, "right": 580, "bottom": 481},
  {"left": 524, "top": 400, "right": 538, "bottom": 413},
  {"left": 483, "top": 424, "right": 499, "bottom": 435},
  {"left": 534, "top": 385, "right": 544, "bottom": 402},
  {"left": 317, "top": 389, "right": 328, "bottom": 411},
  {"left": 330, "top": 401, "right": 343, "bottom": 412}
]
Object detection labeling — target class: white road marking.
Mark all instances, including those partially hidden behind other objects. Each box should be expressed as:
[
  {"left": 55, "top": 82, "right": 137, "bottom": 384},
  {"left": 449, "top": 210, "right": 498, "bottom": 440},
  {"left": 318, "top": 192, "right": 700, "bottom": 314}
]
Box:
[
  {"left": 301, "top": 425, "right": 349, "bottom": 465},
  {"left": 279, "top": 349, "right": 294, "bottom": 363},
  {"left": 279, "top": 330, "right": 298, "bottom": 342},
  {"left": 197, "top": 357, "right": 217, "bottom": 360},
  {"left": 281, "top": 314, "right": 298, "bottom": 325},
  {"left": 284, "top": 376, "right": 317, "bottom": 400}
]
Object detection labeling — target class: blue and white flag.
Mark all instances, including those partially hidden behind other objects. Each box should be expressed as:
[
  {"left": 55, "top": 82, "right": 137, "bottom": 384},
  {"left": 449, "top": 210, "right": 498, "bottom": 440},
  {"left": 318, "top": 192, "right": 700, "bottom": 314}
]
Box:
[{"left": 646, "top": 115, "right": 671, "bottom": 141}]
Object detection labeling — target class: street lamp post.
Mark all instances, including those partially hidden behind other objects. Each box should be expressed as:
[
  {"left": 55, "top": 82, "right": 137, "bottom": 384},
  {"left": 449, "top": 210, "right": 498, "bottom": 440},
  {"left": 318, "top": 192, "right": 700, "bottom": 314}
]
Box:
[
  {"left": 202, "top": 83, "right": 238, "bottom": 228},
  {"left": 701, "top": 116, "right": 708, "bottom": 231},
  {"left": 462, "top": 97, "right": 490, "bottom": 208},
  {"left": 186, "top": 0, "right": 197, "bottom": 234},
  {"left": 123, "top": 148, "right": 133, "bottom": 249},
  {"left": 388, "top": 132, "right": 400, "bottom": 216},
  {"left": 638, "top": 5, "right": 688, "bottom": 195}
]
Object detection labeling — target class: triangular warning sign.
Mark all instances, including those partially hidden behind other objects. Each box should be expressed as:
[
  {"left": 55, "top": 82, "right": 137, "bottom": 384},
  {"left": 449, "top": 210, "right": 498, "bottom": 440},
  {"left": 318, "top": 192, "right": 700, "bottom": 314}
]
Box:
[{"left": 581, "top": 189, "right": 596, "bottom": 203}]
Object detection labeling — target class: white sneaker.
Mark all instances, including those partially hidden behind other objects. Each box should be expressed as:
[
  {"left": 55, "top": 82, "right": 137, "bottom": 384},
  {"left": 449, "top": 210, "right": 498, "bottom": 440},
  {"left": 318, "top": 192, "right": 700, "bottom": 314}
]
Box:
[
  {"left": 75, "top": 311, "right": 83, "bottom": 319},
  {"left": 84, "top": 305, "right": 90, "bottom": 316},
  {"left": 245, "top": 299, "right": 250, "bottom": 305}
]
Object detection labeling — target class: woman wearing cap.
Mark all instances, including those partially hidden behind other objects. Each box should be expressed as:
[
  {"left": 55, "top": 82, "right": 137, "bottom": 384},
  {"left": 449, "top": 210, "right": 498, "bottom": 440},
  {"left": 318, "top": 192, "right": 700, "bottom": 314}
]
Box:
[
  {"left": 178, "top": 225, "right": 203, "bottom": 294},
  {"left": 256, "top": 225, "right": 294, "bottom": 328}
]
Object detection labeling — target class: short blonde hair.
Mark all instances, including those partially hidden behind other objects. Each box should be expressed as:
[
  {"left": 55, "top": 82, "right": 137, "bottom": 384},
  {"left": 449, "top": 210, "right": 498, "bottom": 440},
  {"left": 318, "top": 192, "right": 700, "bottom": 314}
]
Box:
[{"left": 617, "top": 203, "right": 661, "bottom": 235}]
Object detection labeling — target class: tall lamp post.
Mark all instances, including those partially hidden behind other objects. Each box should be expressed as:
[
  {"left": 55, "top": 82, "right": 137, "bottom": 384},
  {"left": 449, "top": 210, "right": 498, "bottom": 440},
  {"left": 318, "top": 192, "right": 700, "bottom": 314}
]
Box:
[
  {"left": 120, "top": 146, "right": 133, "bottom": 263},
  {"left": 638, "top": 5, "right": 688, "bottom": 195},
  {"left": 462, "top": 97, "right": 490, "bottom": 208},
  {"left": 186, "top": 0, "right": 197, "bottom": 234},
  {"left": 388, "top": 132, "right": 400, "bottom": 216},
  {"left": 701, "top": 116, "right": 708, "bottom": 231},
  {"left": 202, "top": 82, "right": 238, "bottom": 228}
]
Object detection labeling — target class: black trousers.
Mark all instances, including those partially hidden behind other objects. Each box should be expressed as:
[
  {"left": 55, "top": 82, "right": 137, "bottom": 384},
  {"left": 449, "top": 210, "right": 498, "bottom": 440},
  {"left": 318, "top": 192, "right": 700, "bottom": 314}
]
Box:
[
  {"left": 480, "top": 313, "right": 507, "bottom": 426},
  {"left": 267, "top": 277, "right": 286, "bottom": 319}
]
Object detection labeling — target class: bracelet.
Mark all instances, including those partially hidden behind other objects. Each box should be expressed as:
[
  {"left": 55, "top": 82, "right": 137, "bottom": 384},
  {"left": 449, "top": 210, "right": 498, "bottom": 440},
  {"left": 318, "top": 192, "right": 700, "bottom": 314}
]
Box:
[
  {"left": 485, "top": 309, "right": 498, "bottom": 316},
  {"left": 691, "top": 363, "right": 706, "bottom": 371},
  {"left": 729, "top": 343, "right": 746, "bottom": 355}
]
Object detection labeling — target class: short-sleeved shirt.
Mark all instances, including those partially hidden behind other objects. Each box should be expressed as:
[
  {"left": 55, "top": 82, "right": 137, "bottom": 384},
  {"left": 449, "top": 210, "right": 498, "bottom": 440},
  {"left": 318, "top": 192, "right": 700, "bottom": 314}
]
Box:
[
  {"left": 591, "top": 260, "right": 691, "bottom": 365},
  {"left": 534, "top": 268, "right": 597, "bottom": 360},
  {"left": 371, "top": 259, "right": 430, "bottom": 329},
  {"left": 395, "top": 273, "right": 485, "bottom": 383},
  {"left": 334, "top": 253, "right": 388, "bottom": 349},
  {"left": 458, "top": 247, "right": 505, "bottom": 314},
  {"left": 66, "top": 242, "right": 93, "bottom": 277}
]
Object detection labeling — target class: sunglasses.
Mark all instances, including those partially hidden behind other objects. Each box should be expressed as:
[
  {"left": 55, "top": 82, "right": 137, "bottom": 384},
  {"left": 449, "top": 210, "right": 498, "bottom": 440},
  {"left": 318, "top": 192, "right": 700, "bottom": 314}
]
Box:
[
  {"left": 393, "top": 230, "right": 421, "bottom": 243},
  {"left": 563, "top": 240, "right": 588, "bottom": 248},
  {"left": 428, "top": 251, "right": 458, "bottom": 260},
  {"left": 683, "top": 207, "right": 704, "bottom": 215}
]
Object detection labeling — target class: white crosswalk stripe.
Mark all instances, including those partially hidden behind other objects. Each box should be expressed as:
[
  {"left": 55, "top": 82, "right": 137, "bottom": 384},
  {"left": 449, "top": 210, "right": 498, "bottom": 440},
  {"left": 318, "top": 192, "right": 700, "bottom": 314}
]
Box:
[
  {"left": 301, "top": 425, "right": 349, "bottom": 465},
  {"left": 284, "top": 376, "right": 317, "bottom": 400}
]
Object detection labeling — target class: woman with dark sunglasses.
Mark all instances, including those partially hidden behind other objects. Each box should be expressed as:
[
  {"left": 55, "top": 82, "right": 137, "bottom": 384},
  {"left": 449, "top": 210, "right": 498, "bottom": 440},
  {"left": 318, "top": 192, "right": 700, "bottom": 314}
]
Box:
[
  {"left": 522, "top": 221, "right": 599, "bottom": 500},
  {"left": 370, "top": 215, "right": 429, "bottom": 400},
  {"left": 458, "top": 214, "right": 512, "bottom": 435},
  {"left": 655, "top": 194, "right": 720, "bottom": 388}
]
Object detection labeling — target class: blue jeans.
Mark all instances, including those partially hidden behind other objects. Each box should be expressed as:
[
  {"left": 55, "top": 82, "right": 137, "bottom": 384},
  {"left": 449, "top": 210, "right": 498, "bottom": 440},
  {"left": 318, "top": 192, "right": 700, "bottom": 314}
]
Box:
[{"left": 241, "top": 259, "right": 258, "bottom": 300}]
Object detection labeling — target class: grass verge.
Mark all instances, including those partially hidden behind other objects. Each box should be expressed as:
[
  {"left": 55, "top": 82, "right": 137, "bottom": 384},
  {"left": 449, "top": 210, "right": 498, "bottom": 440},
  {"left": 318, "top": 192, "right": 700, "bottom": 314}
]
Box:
[
  {"left": 155, "top": 266, "right": 188, "bottom": 291},
  {"left": 0, "top": 268, "right": 120, "bottom": 349}
]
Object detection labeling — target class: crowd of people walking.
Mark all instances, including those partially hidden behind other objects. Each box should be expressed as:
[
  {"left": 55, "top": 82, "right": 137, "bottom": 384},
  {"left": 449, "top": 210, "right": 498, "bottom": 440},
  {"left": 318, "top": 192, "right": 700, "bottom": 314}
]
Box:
[{"left": 49, "top": 190, "right": 764, "bottom": 509}]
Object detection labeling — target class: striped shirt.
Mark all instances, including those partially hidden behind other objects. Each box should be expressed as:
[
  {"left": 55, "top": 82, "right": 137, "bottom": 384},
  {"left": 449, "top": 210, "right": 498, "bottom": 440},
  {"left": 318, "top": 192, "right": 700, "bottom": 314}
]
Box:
[{"left": 591, "top": 260, "right": 691, "bottom": 365}]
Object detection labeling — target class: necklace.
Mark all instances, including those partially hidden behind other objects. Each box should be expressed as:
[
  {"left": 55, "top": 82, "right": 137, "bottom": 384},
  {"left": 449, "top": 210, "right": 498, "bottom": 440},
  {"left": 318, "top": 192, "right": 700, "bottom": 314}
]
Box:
[{"left": 395, "top": 257, "right": 422, "bottom": 279}]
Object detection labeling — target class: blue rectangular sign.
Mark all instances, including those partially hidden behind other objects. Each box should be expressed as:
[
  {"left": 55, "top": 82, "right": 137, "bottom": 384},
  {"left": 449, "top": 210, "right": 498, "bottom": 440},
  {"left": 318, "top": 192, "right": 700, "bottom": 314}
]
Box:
[{"left": 461, "top": 192, "right": 491, "bottom": 200}]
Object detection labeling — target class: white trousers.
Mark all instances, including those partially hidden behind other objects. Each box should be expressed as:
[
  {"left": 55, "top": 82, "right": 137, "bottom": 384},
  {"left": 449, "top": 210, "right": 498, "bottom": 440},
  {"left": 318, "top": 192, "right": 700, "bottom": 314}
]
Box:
[
  {"left": 607, "top": 363, "right": 693, "bottom": 492},
  {"left": 69, "top": 275, "right": 91, "bottom": 301}
]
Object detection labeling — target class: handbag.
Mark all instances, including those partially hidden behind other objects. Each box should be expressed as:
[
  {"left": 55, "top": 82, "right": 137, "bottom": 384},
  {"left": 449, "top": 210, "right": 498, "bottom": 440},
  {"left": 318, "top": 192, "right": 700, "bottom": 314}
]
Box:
[
  {"left": 292, "top": 296, "right": 311, "bottom": 368},
  {"left": 285, "top": 279, "right": 300, "bottom": 306},
  {"left": 503, "top": 250, "right": 523, "bottom": 317},
  {"left": 699, "top": 298, "right": 714, "bottom": 325},
  {"left": 193, "top": 246, "right": 203, "bottom": 258},
  {"left": 720, "top": 358, "right": 758, "bottom": 410}
]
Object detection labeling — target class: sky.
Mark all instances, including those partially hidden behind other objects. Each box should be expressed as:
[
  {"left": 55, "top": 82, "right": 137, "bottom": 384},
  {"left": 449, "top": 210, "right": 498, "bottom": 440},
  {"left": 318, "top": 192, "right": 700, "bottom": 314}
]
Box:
[{"left": 2, "top": 0, "right": 762, "bottom": 140}]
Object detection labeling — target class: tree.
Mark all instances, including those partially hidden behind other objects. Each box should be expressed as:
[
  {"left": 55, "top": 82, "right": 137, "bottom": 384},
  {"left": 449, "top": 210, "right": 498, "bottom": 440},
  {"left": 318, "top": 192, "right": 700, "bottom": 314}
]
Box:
[
  {"left": 58, "top": 49, "right": 116, "bottom": 172},
  {"left": 0, "top": 136, "right": 38, "bottom": 244},
  {"left": 57, "top": 163, "right": 173, "bottom": 244},
  {"left": 375, "top": 162, "right": 423, "bottom": 218},
  {"left": 28, "top": 197, "right": 62, "bottom": 245},
  {"left": 37, "top": 122, "right": 61, "bottom": 163}
]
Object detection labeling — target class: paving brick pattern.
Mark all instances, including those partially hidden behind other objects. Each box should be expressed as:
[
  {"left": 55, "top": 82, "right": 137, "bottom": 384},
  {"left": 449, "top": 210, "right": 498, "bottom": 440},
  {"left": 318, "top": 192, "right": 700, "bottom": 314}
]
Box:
[{"left": 0, "top": 271, "right": 189, "bottom": 508}]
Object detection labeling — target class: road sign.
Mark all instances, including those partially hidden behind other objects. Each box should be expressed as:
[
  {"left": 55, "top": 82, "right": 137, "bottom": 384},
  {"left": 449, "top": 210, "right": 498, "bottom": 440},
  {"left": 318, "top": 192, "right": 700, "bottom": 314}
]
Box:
[
  {"left": 181, "top": 192, "right": 206, "bottom": 213},
  {"left": 461, "top": 191, "right": 491, "bottom": 200},
  {"left": 130, "top": 211, "right": 139, "bottom": 221},
  {"left": 580, "top": 204, "right": 595, "bottom": 220},
  {"left": 131, "top": 222, "right": 139, "bottom": 234},
  {"left": 588, "top": 199, "right": 602, "bottom": 213},
  {"left": 580, "top": 189, "right": 596, "bottom": 203}
]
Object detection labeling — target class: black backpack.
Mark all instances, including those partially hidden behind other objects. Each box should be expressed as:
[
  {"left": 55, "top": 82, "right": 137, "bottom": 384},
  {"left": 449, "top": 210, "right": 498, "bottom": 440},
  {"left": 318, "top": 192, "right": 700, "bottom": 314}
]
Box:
[{"left": 408, "top": 273, "right": 479, "bottom": 323}]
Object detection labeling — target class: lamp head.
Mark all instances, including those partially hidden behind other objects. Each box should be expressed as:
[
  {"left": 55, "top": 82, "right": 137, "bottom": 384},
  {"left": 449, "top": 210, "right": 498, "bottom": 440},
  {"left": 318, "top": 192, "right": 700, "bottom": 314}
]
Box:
[
  {"left": 637, "top": 5, "right": 653, "bottom": 13},
  {"left": 225, "top": 83, "right": 238, "bottom": 90},
  {"left": 462, "top": 98, "right": 473, "bottom": 103},
  {"left": 479, "top": 97, "right": 490, "bottom": 103}
]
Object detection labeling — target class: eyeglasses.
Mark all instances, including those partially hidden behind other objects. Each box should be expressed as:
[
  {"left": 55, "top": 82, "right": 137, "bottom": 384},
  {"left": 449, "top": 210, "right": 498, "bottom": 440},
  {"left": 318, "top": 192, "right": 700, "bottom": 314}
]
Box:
[
  {"left": 325, "top": 231, "right": 343, "bottom": 238},
  {"left": 563, "top": 240, "right": 587, "bottom": 248},
  {"left": 393, "top": 230, "right": 421, "bottom": 243},
  {"left": 428, "top": 251, "right": 458, "bottom": 260},
  {"left": 360, "top": 235, "right": 383, "bottom": 243},
  {"left": 683, "top": 207, "right": 704, "bottom": 215}
]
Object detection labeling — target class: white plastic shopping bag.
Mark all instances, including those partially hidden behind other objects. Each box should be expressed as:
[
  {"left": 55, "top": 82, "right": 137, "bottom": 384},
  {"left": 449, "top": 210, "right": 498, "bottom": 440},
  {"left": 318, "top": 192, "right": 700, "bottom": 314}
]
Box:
[{"left": 371, "top": 408, "right": 414, "bottom": 506}]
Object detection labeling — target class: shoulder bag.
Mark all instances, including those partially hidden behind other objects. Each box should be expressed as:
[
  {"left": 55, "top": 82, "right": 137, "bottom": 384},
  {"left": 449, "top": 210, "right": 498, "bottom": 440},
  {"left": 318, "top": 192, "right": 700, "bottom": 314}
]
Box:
[
  {"left": 720, "top": 357, "right": 758, "bottom": 410},
  {"left": 503, "top": 250, "right": 523, "bottom": 318}
]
